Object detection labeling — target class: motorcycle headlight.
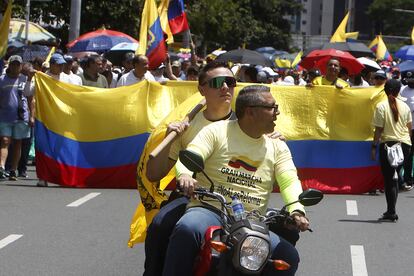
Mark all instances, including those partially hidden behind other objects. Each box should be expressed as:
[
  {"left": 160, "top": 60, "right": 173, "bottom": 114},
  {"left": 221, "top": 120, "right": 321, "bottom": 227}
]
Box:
[{"left": 239, "top": 236, "right": 270, "bottom": 271}]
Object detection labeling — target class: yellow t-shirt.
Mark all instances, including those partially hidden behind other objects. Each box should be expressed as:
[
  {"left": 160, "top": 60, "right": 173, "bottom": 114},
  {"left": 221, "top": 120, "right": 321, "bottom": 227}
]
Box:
[
  {"left": 372, "top": 98, "right": 412, "bottom": 145},
  {"left": 312, "top": 76, "right": 350, "bottom": 88},
  {"left": 179, "top": 120, "right": 303, "bottom": 214},
  {"left": 169, "top": 111, "right": 236, "bottom": 161}
]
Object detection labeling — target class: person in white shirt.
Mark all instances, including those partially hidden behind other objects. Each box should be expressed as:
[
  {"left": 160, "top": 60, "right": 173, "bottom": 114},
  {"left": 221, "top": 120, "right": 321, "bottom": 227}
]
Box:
[
  {"left": 116, "top": 54, "right": 155, "bottom": 87},
  {"left": 400, "top": 72, "right": 414, "bottom": 191},
  {"left": 62, "top": 55, "right": 82, "bottom": 86},
  {"left": 24, "top": 53, "right": 81, "bottom": 187}
]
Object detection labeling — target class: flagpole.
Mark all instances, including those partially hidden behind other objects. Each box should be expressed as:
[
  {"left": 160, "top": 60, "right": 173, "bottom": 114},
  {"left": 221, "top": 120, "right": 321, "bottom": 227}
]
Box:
[{"left": 149, "top": 98, "right": 206, "bottom": 159}]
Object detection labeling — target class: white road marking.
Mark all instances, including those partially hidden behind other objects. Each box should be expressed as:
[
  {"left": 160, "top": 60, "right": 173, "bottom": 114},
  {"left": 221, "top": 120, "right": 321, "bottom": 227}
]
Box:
[
  {"left": 346, "top": 200, "right": 359, "bottom": 216},
  {"left": 0, "top": 234, "right": 23, "bottom": 250},
  {"left": 350, "top": 245, "right": 368, "bottom": 276},
  {"left": 66, "top": 192, "right": 101, "bottom": 207}
]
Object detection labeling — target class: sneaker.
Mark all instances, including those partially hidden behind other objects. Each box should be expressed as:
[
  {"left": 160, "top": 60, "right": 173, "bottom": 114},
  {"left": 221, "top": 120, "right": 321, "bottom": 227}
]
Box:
[
  {"left": 401, "top": 183, "right": 413, "bottom": 192},
  {"left": 8, "top": 171, "right": 17, "bottom": 181},
  {"left": 18, "top": 171, "right": 28, "bottom": 178},
  {"left": 36, "top": 180, "right": 48, "bottom": 187},
  {"left": 379, "top": 212, "right": 398, "bottom": 222},
  {"left": 0, "top": 167, "right": 9, "bottom": 178}
]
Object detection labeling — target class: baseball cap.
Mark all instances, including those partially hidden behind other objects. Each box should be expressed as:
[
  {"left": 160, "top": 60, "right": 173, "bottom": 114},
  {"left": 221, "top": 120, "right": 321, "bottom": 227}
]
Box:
[
  {"left": 64, "top": 55, "right": 74, "bottom": 63},
  {"left": 374, "top": 70, "right": 387, "bottom": 79},
  {"left": 172, "top": 60, "right": 181, "bottom": 67},
  {"left": 262, "top": 67, "right": 278, "bottom": 77},
  {"left": 50, "top": 54, "right": 67, "bottom": 65},
  {"left": 8, "top": 55, "right": 23, "bottom": 64}
]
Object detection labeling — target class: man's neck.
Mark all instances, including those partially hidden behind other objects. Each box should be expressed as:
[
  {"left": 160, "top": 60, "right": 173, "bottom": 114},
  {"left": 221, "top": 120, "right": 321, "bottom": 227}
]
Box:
[
  {"left": 203, "top": 105, "right": 232, "bottom": 122},
  {"left": 325, "top": 73, "right": 337, "bottom": 82},
  {"left": 84, "top": 70, "right": 98, "bottom": 81},
  {"left": 133, "top": 69, "right": 144, "bottom": 79},
  {"left": 237, "top": 119, "right": 263, "bottom": 139}
]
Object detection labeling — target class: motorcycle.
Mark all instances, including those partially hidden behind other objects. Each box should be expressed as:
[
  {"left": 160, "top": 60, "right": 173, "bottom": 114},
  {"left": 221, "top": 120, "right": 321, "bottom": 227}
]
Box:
[{"left": 178, "top": 149, "right": 324, "bottom": 275}]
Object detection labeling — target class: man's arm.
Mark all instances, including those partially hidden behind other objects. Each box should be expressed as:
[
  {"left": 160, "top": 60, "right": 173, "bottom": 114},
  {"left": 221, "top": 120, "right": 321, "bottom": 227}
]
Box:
[{"left": 146, "top": 121, "right": 189, "bottom": 182}]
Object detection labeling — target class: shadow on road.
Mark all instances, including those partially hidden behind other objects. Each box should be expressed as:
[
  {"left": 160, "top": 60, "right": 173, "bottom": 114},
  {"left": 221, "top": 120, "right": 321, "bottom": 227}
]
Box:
[{"left": 338, "top": 219, "right": 382, "bottom": 224}]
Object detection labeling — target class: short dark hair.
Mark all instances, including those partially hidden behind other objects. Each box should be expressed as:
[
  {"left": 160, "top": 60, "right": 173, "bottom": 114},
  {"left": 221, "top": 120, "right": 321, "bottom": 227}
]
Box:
[
  {"left": 235, "top": 85, "right": 271, "bottom": 119},
  {"left": 187, "top": 65, "right": 199, "bottom": 76},
  {"left": 198, "top": 61, "right": 230, "bottom": 85},
  {"left": 85, "top": 55, "right": 102, "bottom": 68},
  {"left": 132, "top": 54, "right": 148, "bottom": 65}
]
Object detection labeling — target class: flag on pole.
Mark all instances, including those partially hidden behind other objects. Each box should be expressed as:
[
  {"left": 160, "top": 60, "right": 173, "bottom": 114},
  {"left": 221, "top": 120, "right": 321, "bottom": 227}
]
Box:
[
  {"left": 137, "top": 0, "right": 167, "bottom": 69},
  {"left": 158, "top": 0, "right": 174, "bottom": 44},
  {"left": 166, "top": 0, "right": 189, "bottom": 34},
  {"left": 44, "top": 46, "right": 56, "bottom": 63},
  {"left": 330, "top": 12, "right": 359, "bottom": 43},
  {"left": 369, "top": 35, "right": 392, "bottom": 61},
  {"left": 0, "top": 0, "right": 12, "bottom": 58}
]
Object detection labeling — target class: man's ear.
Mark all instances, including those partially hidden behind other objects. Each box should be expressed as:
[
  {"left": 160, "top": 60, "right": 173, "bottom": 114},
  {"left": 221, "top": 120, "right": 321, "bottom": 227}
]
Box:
[{"left": 198, "top": 85, "right": 205, "bottom": 96}]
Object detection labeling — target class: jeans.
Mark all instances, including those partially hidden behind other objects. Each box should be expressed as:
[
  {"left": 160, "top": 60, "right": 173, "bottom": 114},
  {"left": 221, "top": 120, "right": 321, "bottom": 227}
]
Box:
[
  {"left": 379, "top": 142, "right": 411, "bottom": 215},
  {"left": 144, "top": 196, "right": 189, "bottom": 276},
  {"left": 5, "top": 128, "right": 33, "bottom": 173},
  {"left": 162, "top": 207, "right": 299, "bottom": 276}
]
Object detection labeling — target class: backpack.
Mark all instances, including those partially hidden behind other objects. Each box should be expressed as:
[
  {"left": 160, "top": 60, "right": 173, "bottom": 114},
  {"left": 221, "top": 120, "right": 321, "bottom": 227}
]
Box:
[{"left": 385, "top": 143, "right": 404, "bottom": 180}]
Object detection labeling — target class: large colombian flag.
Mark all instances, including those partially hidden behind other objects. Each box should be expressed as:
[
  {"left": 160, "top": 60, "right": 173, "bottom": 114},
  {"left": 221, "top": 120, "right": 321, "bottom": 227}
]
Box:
[
  {"left": 34, "top": 72, "right": 198, "bottom": 188},
  {"left": 128, "top": 83, "right": 387, "bottom": 246},
  {"left": 137, "top": 0, "right": 167, "bottom": 69}
]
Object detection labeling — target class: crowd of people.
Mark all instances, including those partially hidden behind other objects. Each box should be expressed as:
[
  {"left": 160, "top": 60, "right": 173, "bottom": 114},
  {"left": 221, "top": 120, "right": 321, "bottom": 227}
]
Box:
[{"left": 0, "top": 45, "right": 413, "bottom": 212}]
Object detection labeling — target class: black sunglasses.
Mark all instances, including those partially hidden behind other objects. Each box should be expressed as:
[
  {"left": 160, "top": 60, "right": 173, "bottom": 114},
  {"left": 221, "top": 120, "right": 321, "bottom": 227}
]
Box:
[
  {"left": 248, "top": 104, "right": 279, "bottom": 112},
  {"left": 203, "top": 76, "right": 237, "bottom": 88}
]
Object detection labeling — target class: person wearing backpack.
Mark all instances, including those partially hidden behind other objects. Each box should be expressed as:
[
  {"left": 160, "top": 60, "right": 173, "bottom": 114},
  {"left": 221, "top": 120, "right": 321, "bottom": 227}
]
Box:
[{"left": 371, "top": 79, "right": 412, "bottom": 221}]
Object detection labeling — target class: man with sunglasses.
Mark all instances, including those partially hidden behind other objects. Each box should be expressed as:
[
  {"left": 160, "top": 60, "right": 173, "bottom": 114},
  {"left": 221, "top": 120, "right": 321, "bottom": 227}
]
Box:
[
  {"left": 144, "top": 61, "right": 237, "bottom": 276},
  {"left": 162, "top": 85, "right": 308, "bottom": 276}
]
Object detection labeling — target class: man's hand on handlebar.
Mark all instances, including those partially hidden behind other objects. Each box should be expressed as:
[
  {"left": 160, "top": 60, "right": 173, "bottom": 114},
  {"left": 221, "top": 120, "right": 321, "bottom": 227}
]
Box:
[
  {"left": 290, "top": 211, "right": 310, "bottom": 232},
  {"left": 177, "top": 174, "right": 197, "bottom": 198}
]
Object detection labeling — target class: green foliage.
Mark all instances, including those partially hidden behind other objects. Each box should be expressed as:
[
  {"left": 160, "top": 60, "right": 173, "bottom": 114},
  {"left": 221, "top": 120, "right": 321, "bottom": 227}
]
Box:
[
  {"left": 368, "top": 0, "right": 414, "bottom": 36},
  {"left": 6, "top": 0, "right": 300, "bottom": 53},
  {"left": 187, "top": 0, "right": 301, "bottom": 52}
]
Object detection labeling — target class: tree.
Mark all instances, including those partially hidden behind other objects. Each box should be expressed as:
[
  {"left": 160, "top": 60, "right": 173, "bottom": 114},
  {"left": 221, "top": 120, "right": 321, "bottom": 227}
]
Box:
[
  {"left": 9, "top": 0, "right": 142, "bottom": 46},
  {"left": 368, "top": 0, "right": 414, "bottom": 37},
  {"left": 186, "top": 0, "right": 301, "bottom": 53},
  {"left": 5, "top": 0, "right": 301, "bottom": 54}
]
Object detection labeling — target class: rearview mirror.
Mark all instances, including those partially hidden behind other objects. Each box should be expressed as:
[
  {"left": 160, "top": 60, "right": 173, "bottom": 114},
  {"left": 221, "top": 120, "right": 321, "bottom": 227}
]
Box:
[
  {"left": 298, "top": 189, "right": 323, "bottom": 206},
  {"left": 179, "top": 150, "right": 204, "bottom": 173}
]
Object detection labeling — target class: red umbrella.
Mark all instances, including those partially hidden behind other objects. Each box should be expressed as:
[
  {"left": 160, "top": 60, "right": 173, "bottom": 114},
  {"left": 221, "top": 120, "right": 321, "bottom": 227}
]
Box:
[
  {"left": 66, "top": 29, "right": 138, "bottom": 53},
  {"left": 300, "top": 49, "right": 365, "bottom": 75}
]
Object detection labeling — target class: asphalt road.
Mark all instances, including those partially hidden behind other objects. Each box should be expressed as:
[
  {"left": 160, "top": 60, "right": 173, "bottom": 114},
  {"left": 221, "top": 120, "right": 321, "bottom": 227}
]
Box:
[{"left": 1, "top": 166, "right": 413, "bottom": 276}]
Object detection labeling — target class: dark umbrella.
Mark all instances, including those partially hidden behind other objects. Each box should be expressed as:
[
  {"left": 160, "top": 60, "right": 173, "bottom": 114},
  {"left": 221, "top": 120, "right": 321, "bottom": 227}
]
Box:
[
  {"left": 395, "top": 45, "right": 414, "bottom": 61},
  {"left": 104, "top": 42, "right": 138, "bottom": 66},
  {"left": 304, "top": 42, "right": 374, "bottom": 58},
  {"left": 398, "top": 60, "right": 414, "bottom": 73},
  {"left": 300, "top": 49, "right": 365, "bottom": 75},
  {"left": 9, "top": 45, "right": 51, "bottom": 62},
  {"left": 66, "top": 29, "right": 138, "bottom": 54},
  {"left": 215, "top": 49, "right": 273, "bottom": 66}
]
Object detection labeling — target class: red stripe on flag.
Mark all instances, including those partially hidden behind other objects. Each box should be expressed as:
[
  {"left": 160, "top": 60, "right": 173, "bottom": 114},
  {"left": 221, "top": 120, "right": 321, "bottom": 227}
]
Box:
[
  {"left": 297, "top": 166, "right": 384, "bottom": 194},
  {"left": 35, "top": 151, "right": 137, "bottom": 189},
  {"left": 147, "top": 40, "right": 167, "bottom": 70},
  {"left": 169, "top": 13, "right": 189, "bottom": 34}
]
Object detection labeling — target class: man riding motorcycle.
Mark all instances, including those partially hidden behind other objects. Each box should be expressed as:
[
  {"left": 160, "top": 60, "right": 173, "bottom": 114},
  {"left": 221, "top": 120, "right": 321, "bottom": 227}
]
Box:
[{"left": 162, "top": 85, "right": 310, "bottom": 276}]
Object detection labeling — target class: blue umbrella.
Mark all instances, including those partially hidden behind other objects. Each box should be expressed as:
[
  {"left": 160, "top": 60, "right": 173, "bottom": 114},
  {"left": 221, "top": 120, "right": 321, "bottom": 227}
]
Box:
[
  {"left": 9, "top": 45, "right": 50, "bottom": 62},
  {"left": 397, "top": 60, "right": 414, "bottom": 73},
  {"left": 104, "top": 42, "right": 138, "bottom": 66},
  {"left": 395, "top": 45, "right": 414, "bottom": 61}
]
